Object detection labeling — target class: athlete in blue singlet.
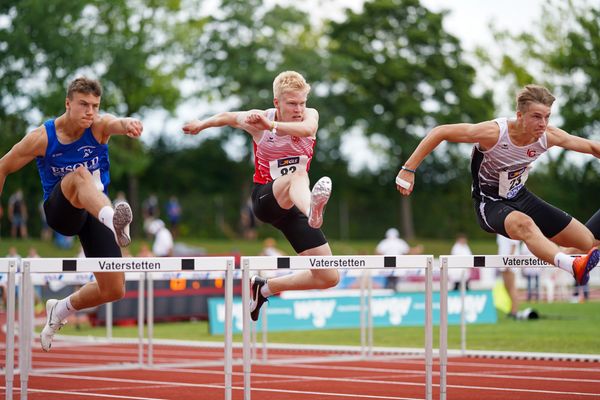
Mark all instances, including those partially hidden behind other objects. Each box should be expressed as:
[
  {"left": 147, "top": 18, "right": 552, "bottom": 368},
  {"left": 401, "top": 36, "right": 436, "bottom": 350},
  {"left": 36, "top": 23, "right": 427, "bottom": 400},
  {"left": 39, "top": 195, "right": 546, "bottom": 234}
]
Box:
[{"left": 0, "top": 77, "right": 143, "bottom": 351}]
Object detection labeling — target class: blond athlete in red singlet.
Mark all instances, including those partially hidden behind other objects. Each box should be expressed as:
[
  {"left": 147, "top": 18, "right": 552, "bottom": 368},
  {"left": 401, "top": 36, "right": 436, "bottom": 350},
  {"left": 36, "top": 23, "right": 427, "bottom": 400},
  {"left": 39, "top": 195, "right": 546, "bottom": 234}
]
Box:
[{"left": 183, "top": 71, "right": 338, "bottom": 320}]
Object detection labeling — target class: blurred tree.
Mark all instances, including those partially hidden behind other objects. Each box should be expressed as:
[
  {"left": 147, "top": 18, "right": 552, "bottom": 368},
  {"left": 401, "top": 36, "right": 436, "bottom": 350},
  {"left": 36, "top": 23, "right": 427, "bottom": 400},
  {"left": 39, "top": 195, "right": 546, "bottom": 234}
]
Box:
[
  {"left": 142, "top": 136, "right": 249, "bottom": 237},
  {"left": 324, "top": 0, "right": 494, "bottom": 239},
  {"left": 0, "top": 0, "right": 203, "bottom": 235}
]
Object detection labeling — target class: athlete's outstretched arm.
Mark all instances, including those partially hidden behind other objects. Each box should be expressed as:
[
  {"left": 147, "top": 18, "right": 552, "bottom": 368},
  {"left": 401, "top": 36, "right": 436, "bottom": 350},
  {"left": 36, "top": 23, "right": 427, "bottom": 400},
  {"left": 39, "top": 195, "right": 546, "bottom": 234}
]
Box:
[
  {"left": 396, "top": 121, "right": 498, "bottom": 195},
  {"left": 182, "top": 111, "right": 262, "bottom": 135},
  {"left": 546, "top": 126, "right": 600, "bottom": 158},
  {"left": 101, "top": 115, "right": 143, "bottom": 139},
  {"left": 0, "top": 128, "right": 47, "bottom": 196}
]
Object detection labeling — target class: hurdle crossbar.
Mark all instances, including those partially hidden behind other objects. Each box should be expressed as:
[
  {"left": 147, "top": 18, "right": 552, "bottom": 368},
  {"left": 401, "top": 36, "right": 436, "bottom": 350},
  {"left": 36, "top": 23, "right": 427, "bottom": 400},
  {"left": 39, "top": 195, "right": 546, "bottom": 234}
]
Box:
[
  {"left": 241, "top": 255, "right": 434, "bottom": 400},
  {"left": 19, "top": 256, "right": 234, "bottom": 400},
  {"left": 438, "top": 255, "right": 555, "bottom": 400}
]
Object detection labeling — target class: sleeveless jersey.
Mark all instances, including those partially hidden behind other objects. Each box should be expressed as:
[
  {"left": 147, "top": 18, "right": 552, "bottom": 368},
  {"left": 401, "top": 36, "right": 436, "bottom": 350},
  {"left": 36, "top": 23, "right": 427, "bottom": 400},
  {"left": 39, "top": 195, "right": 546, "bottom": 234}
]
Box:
[
  {"left": 253, "top": 108, "right": 316, "bottom": 184},
  {"left": 471, "top": 117, "right": 548, "bottom": 201},
  {"left": 36, "top": 119, "right": 111, "bottom": 200}
]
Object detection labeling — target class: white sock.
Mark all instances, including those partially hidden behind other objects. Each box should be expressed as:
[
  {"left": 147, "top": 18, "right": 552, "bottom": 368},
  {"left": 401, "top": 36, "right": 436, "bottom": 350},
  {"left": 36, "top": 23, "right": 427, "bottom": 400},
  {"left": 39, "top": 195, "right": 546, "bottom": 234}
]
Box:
[
  {"left": 98, "top": 206, "right": 115, "bottom": 233},
  {"left": 260, "top": 282, "right": 273, "bottom": 298},
  {"left": 554, "top": 252, "right": 575, "bottom": 275},
  {"left": 54, "top": 296, "right": 77, "bottom": 321}
]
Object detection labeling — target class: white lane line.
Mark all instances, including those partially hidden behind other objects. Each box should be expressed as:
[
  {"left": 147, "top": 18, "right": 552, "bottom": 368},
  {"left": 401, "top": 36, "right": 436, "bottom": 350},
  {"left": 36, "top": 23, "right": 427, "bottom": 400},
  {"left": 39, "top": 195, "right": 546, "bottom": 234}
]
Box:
[
  {"left": 37, "top": 367, "right": 600, "bottom": 399},
  {"left": 27, "top": 355, "right": 600, "bottom": 399},
  {"left": 24, "top": 374, "right": 421, "bottom": 400},
  {"left": 3, "top": 387, "right": 169, "bottom": 400}
]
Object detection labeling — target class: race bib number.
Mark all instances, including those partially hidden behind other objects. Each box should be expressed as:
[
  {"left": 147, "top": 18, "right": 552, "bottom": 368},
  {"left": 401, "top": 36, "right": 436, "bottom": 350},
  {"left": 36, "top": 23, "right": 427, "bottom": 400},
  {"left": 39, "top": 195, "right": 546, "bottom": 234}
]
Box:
[
  {"left": 269, "top": 156, "right": 308, "bottom": 180},
  {"left": 498, "top": 167, "right": 528, "bottom": 199}
]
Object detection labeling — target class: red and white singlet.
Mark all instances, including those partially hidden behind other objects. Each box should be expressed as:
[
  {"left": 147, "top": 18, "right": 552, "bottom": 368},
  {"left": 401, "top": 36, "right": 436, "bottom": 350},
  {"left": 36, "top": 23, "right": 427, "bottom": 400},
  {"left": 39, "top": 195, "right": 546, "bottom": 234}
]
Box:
[{"left": 253, "top": 108, "right": 316, "bottom": 184}]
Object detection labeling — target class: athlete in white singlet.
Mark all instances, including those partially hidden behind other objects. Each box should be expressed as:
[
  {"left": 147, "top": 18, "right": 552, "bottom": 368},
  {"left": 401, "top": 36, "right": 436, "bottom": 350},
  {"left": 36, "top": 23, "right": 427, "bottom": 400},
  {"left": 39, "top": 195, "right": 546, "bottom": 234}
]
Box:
[
  {"left": 182, "top": 71, "right": 339, "bottom": 320},
  {"left": 396, "top": 84, "right": 600, "bottom": 286}
]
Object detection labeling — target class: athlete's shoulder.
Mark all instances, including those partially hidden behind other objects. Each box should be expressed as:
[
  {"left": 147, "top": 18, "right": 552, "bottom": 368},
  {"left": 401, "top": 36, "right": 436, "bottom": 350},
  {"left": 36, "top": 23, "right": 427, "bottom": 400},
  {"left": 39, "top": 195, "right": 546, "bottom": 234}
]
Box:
[
  {"left": 9, "top": 124, "right": 47, "bottom": 159},
  {"left": 544, "top": 125, "right": 571, "bottom": 147},
  {"left": 545, "top": 125, "right": 567, "bottom": 138},
  {"left": 477, "top": 119, "right": 502, "bottom": 133},
  {"left": 93, "top": 113, "right": 117, "bottom": 128},
  {"left": 470, "top": 120, "right": 501, "bottom": 148},
  {"left": 90, "top": 113, "right": 117, "bottom": 143},
  {"left": 26, "top": 125, "right": 49, "bottom": 150}
]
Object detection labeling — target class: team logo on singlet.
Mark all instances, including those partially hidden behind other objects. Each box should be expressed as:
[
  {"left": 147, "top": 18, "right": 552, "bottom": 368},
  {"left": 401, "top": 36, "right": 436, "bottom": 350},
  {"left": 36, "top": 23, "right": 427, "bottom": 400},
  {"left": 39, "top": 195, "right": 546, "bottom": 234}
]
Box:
[
  {"left": 50, "top": 157, "right": 100, "bottom": 177},
  {"left": 78, "top": 145, "right": 96, "bottom": 158},
  {"left": 527, "top": 148, "right": 537, "bottom": 157},
  {"left": 292, "top": 136, "right": 300, "bottom": 144},
  {"left": 508, "top": 169, "right": 523, "bottom": 179},
  {"left": 277, "top": 157, "right": 300, "bottom": 167}
]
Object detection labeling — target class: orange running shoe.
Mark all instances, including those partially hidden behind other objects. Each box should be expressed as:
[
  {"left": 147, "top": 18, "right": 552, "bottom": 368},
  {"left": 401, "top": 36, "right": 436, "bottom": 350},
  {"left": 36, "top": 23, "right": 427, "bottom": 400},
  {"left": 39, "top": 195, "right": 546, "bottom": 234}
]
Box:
[{"left": 572, "top": 247, "right": 599, "bottom": 285}]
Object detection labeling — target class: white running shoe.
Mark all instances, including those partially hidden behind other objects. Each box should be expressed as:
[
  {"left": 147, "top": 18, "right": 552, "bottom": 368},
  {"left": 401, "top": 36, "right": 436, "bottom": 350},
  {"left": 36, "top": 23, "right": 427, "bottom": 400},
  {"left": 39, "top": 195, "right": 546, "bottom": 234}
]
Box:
[
  {"left": 308, "top": 177, "right": 332, "bottom": 229},
  {"left": 40, "top": 299, "right": 66, "bottom": 352},
  {"left": 113, "top": 202, "right": 132, "bottom": 247}
]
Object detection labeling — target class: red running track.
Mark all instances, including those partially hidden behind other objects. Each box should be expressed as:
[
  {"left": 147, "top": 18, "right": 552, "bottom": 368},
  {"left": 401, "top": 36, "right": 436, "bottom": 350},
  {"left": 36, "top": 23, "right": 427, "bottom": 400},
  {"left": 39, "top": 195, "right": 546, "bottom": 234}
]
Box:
[{"left": 2, "top": 340, "right": 600, "bottom": 399}]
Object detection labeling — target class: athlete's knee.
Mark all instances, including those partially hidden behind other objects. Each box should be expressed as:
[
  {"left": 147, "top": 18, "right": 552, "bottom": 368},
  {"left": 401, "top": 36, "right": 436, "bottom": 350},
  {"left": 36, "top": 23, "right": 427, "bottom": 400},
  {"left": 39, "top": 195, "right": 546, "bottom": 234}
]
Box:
[
  {"left": 100, "top": 284, "right": 125, "bottom": 303},
  {"left": 507, "top": 213, "right": 537, "bottom": 237},
  {"left": 73, "top": 166, "right": 93, "bottom": 181},
  {"left": 315, "top": 270, "right": 339, "bottom": 289},
  {"left": 62, "top": 166, "right": 92, "bottom": 192},
  {"left": 326, "top": 270, "right": 340, "bottom": 288},
  {"left": 581, "top": 230, "right": 595, "bottom": 249}
]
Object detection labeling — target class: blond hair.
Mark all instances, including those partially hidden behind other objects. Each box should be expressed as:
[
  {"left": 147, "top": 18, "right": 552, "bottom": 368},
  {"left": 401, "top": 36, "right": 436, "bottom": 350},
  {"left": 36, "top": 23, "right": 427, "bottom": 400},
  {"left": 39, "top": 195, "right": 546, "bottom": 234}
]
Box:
[
  {"left": 273, "top": 71, "right": 310, "bottom": 99},
  {"left": 67, "top": 77, "right": 102, "bottom": 99},
  {"left": 516, "top": 84, "right": 555, "bottom": 113}
]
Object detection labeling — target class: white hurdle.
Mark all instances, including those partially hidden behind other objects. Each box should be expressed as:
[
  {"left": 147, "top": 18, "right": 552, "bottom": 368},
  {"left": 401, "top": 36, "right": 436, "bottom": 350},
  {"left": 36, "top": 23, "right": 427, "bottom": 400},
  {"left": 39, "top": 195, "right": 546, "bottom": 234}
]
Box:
[
  {"left": 241, "top": 255, "right": 435, "bottom": 400},
  {"left": 438, "top": 255, "right": 554, "bottom": 400},
  {"left": 19, "top": 256, "right": 235, "bottom": 400},
  {"left": 1, "top": 258, "right": 18, "bottom": 400}
]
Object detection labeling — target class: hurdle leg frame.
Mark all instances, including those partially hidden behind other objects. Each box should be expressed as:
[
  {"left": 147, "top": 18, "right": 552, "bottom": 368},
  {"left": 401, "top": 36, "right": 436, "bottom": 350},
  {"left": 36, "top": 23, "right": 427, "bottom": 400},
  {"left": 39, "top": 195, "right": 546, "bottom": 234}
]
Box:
[
  {"left": 460, "top": 270, "right": 466, "bottom": 355},
  {"left": 20, "top": 261, "right": 34, "bottom": 400},
  {"left": 425, "top": 257, "right": 433, "bottom": 400},
  {"left": 367, "top": 270, "right": 374, "bottom": 357},
  {"left": 360, "top": 270, "right": 367, "bottom": 358},
  {"left": 4, "top": 261, "right": 17, "bottom": 400},
  {"left": 242, "top": 259, "right": 252, "bottom": 400},
  {"left": 106, "top": 302, "right": 113, "bottom": 339},
  {"left": 147, "top": 272, "right": 154, "bottom": 367},
  {"left": 224, "top": 259, "right": 234, "bottom": 400},
  {"left": 261, "top": 300, "right": 268, "bottom": 363},
  {"left": 138, "top": 273, "right": 145, "bottom": 367},
  {"left": 439, "top": 257, "right": 448, "bottom": 400}
]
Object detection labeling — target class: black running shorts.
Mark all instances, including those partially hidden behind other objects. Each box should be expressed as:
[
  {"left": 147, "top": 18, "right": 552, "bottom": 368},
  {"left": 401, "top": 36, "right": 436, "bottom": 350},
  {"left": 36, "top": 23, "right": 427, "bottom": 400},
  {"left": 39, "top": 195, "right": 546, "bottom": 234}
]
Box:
[
  {"left": 473, "top": 188, "right": 572, "bottom": 238},
  {"left": 251, "top": 182, "right": 327, "bottom": 253},
  {"left": 43, "top": 182, "right": 121, "bottom": 257},
  {"left": 586, "top": 209, "right": 600, "bottom": 240}
]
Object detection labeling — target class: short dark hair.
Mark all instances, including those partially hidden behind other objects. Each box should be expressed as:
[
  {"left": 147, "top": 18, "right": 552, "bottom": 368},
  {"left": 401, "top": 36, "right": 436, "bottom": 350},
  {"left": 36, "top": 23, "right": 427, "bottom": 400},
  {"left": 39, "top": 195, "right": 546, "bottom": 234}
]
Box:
[
  {"left": 516, "top": 84, "right": 555, "bottom": 113},
  {"left": 67, "top": 77, "right": 102, "bottom": 99}
]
